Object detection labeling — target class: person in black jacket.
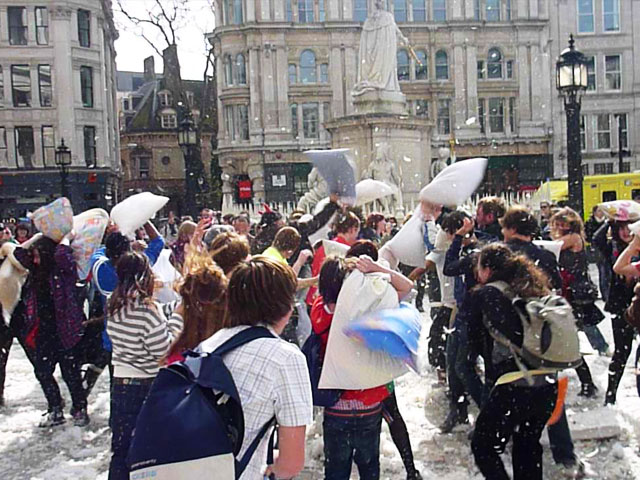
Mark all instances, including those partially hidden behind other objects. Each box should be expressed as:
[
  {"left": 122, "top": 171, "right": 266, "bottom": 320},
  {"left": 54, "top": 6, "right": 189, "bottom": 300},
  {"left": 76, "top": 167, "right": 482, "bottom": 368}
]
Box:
[{"left": 469, "top": 244, "right": 558, "bottom": 480}]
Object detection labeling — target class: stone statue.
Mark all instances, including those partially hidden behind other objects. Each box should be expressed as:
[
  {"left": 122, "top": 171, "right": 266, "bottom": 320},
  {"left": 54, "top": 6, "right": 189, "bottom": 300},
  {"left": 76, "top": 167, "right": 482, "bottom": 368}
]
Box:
[
  {"left": 362, "top": 143, "right": 403, "bottom": 213},
  {"left": 353, "top": 0, "right": 410, "bottom": 96},
  {"left": 297, "top": 167, "right": 328, "bottom": 211}
]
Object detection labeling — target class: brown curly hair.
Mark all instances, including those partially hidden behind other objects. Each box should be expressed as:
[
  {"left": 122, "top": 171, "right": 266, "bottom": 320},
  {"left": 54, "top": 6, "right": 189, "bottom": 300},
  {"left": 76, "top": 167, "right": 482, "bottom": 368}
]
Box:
[{"left": 549, "top": 207, "right": 585, "bottom": 240}]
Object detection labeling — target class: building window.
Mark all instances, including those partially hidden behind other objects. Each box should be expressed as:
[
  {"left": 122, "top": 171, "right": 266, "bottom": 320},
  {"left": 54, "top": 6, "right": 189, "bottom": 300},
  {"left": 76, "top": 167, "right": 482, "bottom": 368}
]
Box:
[
  {"left": 595, "top": 114, "right": 611, "bottom": 149},
  {"left": 478, "top": 98, "right": 486, "bottom": 133},
  {"left": 416, "top": 99, "right": 429, "bottom": 117},
  {"left": 397, "top": 50, "right": 410, "bottom": 81},
  {"left": 41, "top": 126, "right": 55, "bottom": 167},
  {"left": 506, "top": 60, "right": 514, "bottom": 79},
  {"left": 435, "top": 50, "right": 448, "bottom": 80},
  {"left": 226, "top": 0, "right": 243, "bottom": 24},
  {"left": 238, "top": 105, "right": 249, "bottom": 140},
  {"left": 413, "top": 0, "right": 426, "bottom": 21},
  {"left": 288, "top": 64, "right": 297, "bottom": 84},
  {"left": 299, "top": 0, "right": 314, "bottom": 22},
  {"left": 577, "top": 0, "right": 594, "bottom": 33},
  {"left": 477, "top": 60, "right": 485, "bottom": 79},
  {"left": 0, "top": 66, "right": 4, "bottom": 103},
  {"left": 354, "top": 0, "right": 368, "bottom": 22},
  {"left": 35, "top": 7, "right": 49, "bottom": 45},
  {"left": 302, "top": 103, "right": 319, "bottom": 139},
  {"left": 506, "top": 0, "right": 511, "bottom": 19},
  {"left": 185, "top": 91, "right": 194, "bottom": 106},
  {"left": 320, "top": 63, "right": 329, "bottom": 83},
  {"left": 137, "top": 156, "right": 150, "bottom": 178},
  {"left": 474, "top": 0, "right": 481, "bottom": 19},
  {"left": 38, "top": 65, "right": 52, "bottom": 107},
  {"left": 488, "top": 98, "right": 504, "bottom": 133},
  {"left": 582, "top": 163, "right": 589, "bottom": 175},
  {"left": 580, "top": 115, "right": 586, "bottom": 150},
  {"left": 620, "top": 162, "right": 631, "bottom": 173},
  {"left": 225, "top": 104, "right": 249, "bottom": 141},
  {"left": 605, "top": 55, "right": 621, "bottom": 90},
  {"left": 158, "top": 91, "right": 172, "bottom": 106},
  {"left": 8, "top": 7, "right": 27, "bottom": 45},
  {"left": 509, "top": 97, "right": 516, "bottom": 133},
  {"left": 617, "top": 113, "right": 628, "bottom": 149},
  {"left": 11, "top": 65, "right": 31, "bottom": 107},
  {"left": 437, "top": 98, "right": 451, "bottom": 135},
  {"left": 585, "top": 56, "right": 596, "bottom": 90},
  {"left": 603, "top": 0, "right": 620, "bottom": 32},
  {"left": 487, "top": 48, "right": 503, "bottom": 79},
  {"left": 433, "top": 0, "right": 446, "bottom": 21},
  {"left": 286, "top": 0, "right": 293, "bottom": 21},
  {"left": 395, "top": 0, "right": 408, "bottom": 22},
  {"left": 14, "top": 126, "right": 34, "bottom": 169},
  {"left": 291, "top": 103, "right": 299, "bottom": 138},
  {"left": 83, "top": 126, "right": 96, "bottom": 167},
  {"left": 415, "top": 50, "right": 428, "bottom": 79},
  {"left": 236, "top": 54, "right": 246, "bottom": 85},
  {"left": 486, "top": 0, "right": 500, "bottom": 21},
  {"left": 0, "top": 127, "right": 7, "bottom": 166},
  {"left": 300, "top": 50, "right": 317, "bottom": 83},
  {"left": 80, "top": 66, "right": 93, "bottom": 108},
  {"left": 319, "top": 0, "right": 326, "bottom": 21},
  {"left": 78, "top": 9, "right": 91, "bottom": 47},
  {"left": 224, "top": 55, "right": 233, "bottom": 85},
  {"left": 161, "top": 112, "right": 177, "bottom": 129},
  {"left": 594, "top": 162, "right": 613, "bottom": 174}
]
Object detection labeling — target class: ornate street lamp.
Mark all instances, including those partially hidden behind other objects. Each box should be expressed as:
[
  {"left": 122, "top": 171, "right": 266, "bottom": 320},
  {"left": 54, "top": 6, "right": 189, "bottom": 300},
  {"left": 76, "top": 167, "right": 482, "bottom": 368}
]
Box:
[
  {"left": 556, "top": 34, "right": 588, "bottom": 216},
  {"left": 55, "top": 138, "right": 72, "bottom": 199},
  {"left": 178, "top": 114, "right": 198, "bottom": 217}
]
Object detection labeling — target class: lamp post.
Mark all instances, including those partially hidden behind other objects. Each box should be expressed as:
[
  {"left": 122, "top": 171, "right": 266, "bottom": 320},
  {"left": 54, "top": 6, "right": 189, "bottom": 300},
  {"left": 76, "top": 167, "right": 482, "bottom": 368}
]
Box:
[
  {"left": 556, "top": 34, "right": 588, "bottom": 216},
  {"left": 55, "top": 138, "right": 72, "bottom": 199},
  {"left": 177, "top": 114, "right": 198, "bottom": 217}
]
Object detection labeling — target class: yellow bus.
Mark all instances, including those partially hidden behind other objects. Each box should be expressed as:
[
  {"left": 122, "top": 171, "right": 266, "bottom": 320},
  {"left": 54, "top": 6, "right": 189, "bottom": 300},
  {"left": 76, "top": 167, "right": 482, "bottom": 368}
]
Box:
[{"left": 534, "top": 172, "right": 640, "bottom": 219}]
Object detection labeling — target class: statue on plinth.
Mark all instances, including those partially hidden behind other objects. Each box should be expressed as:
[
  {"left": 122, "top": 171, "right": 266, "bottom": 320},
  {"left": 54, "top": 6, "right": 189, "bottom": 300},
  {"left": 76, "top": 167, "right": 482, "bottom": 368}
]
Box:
[
  {"left": 362, "top": 143, "right": 403, "bottom": 213},
  {"left": 353, "top": 0, "right": 410, "bottom": 96},
  {"left": 297, "top": 167, "right": 329, "bottom": 212}
]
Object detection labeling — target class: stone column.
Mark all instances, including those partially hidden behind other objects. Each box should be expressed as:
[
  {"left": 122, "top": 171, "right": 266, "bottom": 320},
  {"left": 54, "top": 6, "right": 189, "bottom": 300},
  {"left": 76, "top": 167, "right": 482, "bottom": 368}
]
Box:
[
  {"left": 330, "top": 45, "right": 345, "bottom": 117},
  {"left": 248, "top": 161, "right": 265, "bottom": 204}
]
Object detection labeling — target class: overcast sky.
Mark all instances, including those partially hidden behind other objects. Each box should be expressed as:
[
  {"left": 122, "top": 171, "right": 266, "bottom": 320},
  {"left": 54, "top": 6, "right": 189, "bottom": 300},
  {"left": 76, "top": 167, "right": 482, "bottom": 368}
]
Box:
[{"left": 113, "top": 0, "right": 216, "bottom": 80}]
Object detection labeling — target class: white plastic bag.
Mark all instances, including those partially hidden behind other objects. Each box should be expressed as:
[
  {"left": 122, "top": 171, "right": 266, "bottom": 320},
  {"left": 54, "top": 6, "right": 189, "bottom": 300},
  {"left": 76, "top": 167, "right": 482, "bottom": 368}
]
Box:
[
  {"left": 72, "top": 208, "right": 109, "bottom": 280},
  {"left": 319, "top": 270, "right": 407, "bottom": 390},
  {"left": 111, "top": 192, "right": 169, "bottom": 238},
  {"left": 152, "top": 249, "right": 181, "bottom": 304},
  {"left": 419, "top": 157, "right": 488, "bottom": 206}
]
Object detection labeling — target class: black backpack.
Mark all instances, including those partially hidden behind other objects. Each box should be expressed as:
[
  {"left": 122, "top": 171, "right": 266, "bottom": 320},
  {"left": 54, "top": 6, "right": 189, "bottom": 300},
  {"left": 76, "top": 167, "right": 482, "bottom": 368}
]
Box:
[{"left": 301, "top": 326, "right": 342, "bottom": 407}]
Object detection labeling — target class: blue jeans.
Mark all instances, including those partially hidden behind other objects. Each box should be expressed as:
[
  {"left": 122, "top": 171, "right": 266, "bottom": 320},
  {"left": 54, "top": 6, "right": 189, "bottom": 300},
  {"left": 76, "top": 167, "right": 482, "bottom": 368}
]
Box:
[
  {"left": 323, "top": 409, "right": 382, "bottom": 480},
  {"left": 547, "top": 406, "right": 576, "bottom": 464},
  {"left": 108, "top": 379, "right": 153, "bottom": 480},
  {"left": 446, "top": 321, "right": 485, "bottom": 408},
  {"left": 583, "top": 324, "right": 609, "bottom": 354}
]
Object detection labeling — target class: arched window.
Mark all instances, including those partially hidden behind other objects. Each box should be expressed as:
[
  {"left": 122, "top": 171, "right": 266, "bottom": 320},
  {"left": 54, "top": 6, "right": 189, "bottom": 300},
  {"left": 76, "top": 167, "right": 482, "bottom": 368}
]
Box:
[
  {"left": 235, "top": 54, "right": 246, "bottom": 85},
  {"left": 224, "top": 55, "right": 233, "bottom": 85},
  {"left": 397, "top": 50, "right": 410, "bottom": 81},
  {"left": 300, "top": 50, "right": 316, "bottom": 83},
  {"left": 394, "top": 0, "right": 408, "bottom": 22},
  {"left": 435, "top": 50, "right": 448, "bottom": 80},
  {"left": 288, "top": 64, "right": 297, "bottom": 84},
  {"left": 487, "top": 47, "right": 502, "bottom": 79},
  {"left": 415, "top": 49, "right": 428, "bottom": 80}
]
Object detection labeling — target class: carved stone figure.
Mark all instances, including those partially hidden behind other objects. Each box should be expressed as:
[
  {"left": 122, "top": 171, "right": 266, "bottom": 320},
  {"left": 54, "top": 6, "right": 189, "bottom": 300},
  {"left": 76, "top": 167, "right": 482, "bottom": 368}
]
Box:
[
  {"left": 353, "top": 0, "right": 410, "bottom": 96},
  {"left": 297, "top": 167, "right": 329, "bottom": 211},
  {"left": 362, "top": 143, "right": 403, "bottom": 213}
]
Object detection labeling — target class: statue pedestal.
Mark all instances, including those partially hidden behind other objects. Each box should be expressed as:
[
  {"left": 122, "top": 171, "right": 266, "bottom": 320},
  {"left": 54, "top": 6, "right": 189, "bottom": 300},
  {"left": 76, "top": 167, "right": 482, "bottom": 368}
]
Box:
[
  {"left": 325, "top": 112, "right": 433, "bottom": 211},
  {"left": 352, "top": 90, "right": 408, "bottom": 115}
]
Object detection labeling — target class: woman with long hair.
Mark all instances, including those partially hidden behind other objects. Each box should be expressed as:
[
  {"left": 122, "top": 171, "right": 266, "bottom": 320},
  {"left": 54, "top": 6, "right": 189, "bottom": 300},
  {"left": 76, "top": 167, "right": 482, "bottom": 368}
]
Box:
[
  {"left": 164, "top": 255, "right": 228, "bottom": 364},
  {"left": 549, "top": 207, "right": 602, "bottom": 397},
  {"left": 469, "top": 244, "right": 558, "bottom": 480},
  {"left": 106, "top": 252, "right": 182, "bottom": 480}
]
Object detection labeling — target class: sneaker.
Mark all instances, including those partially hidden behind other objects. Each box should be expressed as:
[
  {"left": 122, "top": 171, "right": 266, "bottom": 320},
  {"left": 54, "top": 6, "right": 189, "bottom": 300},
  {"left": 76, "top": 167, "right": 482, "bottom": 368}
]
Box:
[
  {"left": 39, "top": 407, "right": 65, "bottom": 428},
  {"left": 578, "top": 383, "right": 598, "bottom": 398},
  {"left": 439, "top": 408, "right": 469, "bottom": 433},
  {"left": 559, "top": 459, "right": 586, "bottom": 479},
  {"left": 407, "top": 471, "right": 423, "bottom": 480},
  {"left": 71, "top": 408, "right": 90, "bottom": 427}
]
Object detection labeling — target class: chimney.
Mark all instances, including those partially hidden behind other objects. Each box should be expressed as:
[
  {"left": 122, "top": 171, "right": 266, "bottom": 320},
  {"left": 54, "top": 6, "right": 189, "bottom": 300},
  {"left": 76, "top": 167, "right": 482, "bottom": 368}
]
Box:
[
  {"left": 162, "top": 44, "right": 182, "bottom": 99},
  {"left": 143, "top": 56, "right": 155, "bottom": 83}
]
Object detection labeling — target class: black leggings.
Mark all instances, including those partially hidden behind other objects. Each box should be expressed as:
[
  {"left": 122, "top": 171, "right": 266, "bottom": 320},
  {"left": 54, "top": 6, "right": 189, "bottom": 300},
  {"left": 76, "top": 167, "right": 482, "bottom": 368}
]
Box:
[
  {"left": 575, "top": 356, "right": 594, "bottom": 386},
  {"left": 381, "top": 391, "right": 418, "bottom": 476},
  {"left": 606, "top": 314, "right": 636, "bottom": 404}
]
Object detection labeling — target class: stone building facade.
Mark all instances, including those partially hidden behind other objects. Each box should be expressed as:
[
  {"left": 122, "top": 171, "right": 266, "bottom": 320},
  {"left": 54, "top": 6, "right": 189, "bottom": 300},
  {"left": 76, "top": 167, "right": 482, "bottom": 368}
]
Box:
[
  {"left": 0, "top": 0, "right": 120, "bottom": 217},
  {"left": 208, "top": 0, "right": 559, "bottom": 207}
]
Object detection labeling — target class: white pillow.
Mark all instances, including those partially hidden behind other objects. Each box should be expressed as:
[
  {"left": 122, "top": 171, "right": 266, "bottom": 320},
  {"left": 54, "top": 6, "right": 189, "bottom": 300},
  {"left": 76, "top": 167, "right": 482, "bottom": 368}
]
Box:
[
  {"left": 111, "top": 192, "right": 169, "bottom": 238},
  {"left": 380, "top": 207, "right": 426, "bottom": 268},
  {"left": 304, "top": 149, "right": 357, "bottom": 205},
  {"left": 419, "top": 158, "right": 488, "bottom": 206},
  {"left": 356, "top": 179, "right": 396, "bottom": 206},
  {"left": 598, "top": 200, "right": 640, "bottom": 222}
]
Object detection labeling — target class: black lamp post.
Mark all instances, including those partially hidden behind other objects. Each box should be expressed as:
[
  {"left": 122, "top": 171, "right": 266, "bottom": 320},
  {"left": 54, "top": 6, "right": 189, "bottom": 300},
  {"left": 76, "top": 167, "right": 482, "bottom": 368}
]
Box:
[
  {"left": 556, "top": 34, "right": 588, "bottom": 217},
  {"left": 55, "top": 138, "right": 72, "bottom": 199},
  {"left": 178, "top": 114, "right": 198, "bottom": 217}
]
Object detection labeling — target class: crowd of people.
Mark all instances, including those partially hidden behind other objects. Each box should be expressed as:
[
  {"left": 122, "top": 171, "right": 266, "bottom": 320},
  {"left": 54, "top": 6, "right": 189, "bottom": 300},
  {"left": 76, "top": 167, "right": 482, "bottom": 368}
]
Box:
[{"left": 0, "top": 192, "right": 639, "bottom": 480}]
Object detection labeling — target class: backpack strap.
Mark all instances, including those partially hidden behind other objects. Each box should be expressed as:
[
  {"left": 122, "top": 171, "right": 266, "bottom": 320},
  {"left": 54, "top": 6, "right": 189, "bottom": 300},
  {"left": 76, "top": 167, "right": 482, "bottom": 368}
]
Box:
[
  {"left": 212, "top": 326, "right": 275, "bottom": 357},
  {"left": 235, "top": 416, "right": 277, "bottom": 477}
]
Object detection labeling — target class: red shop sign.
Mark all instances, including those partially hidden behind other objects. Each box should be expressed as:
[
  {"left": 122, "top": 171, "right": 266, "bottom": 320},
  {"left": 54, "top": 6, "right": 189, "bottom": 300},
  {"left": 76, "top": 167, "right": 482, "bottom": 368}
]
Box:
[{"left": 238, "top": 180, "right": 252, "bottom": 199}]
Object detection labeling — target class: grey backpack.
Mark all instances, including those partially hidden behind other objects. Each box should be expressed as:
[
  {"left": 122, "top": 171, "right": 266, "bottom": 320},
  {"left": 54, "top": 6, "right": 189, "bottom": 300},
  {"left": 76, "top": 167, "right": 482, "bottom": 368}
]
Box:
[{"left": 485, "top": 281, "right": 582, "bottom": 371}]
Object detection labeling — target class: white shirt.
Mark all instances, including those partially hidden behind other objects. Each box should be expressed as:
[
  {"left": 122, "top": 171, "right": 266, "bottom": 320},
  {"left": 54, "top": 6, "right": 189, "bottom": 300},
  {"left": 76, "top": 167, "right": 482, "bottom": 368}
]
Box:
[{"left": 199, "top": 326, "right": 313, "bottom": 479}]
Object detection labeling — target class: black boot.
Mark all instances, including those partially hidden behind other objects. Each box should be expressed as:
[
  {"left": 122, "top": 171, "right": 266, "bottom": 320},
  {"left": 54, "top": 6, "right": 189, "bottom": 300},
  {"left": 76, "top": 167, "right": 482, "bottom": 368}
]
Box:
[
  {"left": 439, "top": 405, "right": 469, "bottom": 433},
  {"left": 82, "top": 364, "right": 104, "bottom": 396},
  {"left": 578, "top": 383, "right": 598, "bottom": 398}
]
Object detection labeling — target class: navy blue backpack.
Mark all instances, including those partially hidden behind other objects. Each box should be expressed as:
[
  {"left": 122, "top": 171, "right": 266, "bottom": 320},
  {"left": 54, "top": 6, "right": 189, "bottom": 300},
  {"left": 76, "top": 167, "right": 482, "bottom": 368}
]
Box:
[
  {"left": 127, "top": 327, "right": 277, "bottom": 479},
  {"left": 301, "top": 326, "right": 343, "bottom": 407}
]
